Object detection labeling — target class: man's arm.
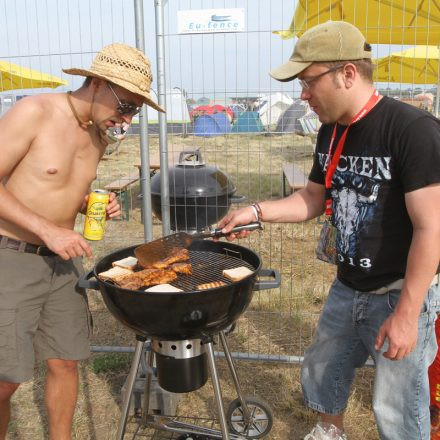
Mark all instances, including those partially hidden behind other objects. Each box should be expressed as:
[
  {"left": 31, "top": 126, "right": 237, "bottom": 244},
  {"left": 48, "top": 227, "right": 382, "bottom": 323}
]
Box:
[
  {"left": 0, "top": 98, "right": 92, "bottom": 260},
  {"left": 218, "top": 180, "right": 325, "bottom": 240},
  {"left": 375, "top": 183, "right": 440, "bottom": 360},
  {"left": 255, "top": 180, "right": 326, "bottom": 222}
]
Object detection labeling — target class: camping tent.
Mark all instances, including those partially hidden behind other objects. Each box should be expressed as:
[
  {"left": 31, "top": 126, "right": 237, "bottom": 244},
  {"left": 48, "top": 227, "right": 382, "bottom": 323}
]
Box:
[
  {"left": 196, "top": 97, "right": 210, "bottom": 106},
  {"left": 145, "top": 89, "right": 190, "bottom": 123},
  {"left": 229, "top": 103, "right": 247, "bottom": 117},
  {"left": 131, "top": 88, "right": 191, "bottom": 134},
  {"left": 274, "top": 100, "right": 320, "bottom": 135},
  {"left": 274, "top": 100, "right": 307, "bottom": 133},
  {"left": 256, "top": 92, "right": 294, "bottom": 127},
  {"left": 194, "top": 113, "right": 231, "bottom": 136},
  {"left": 190, "top": 104, "right": 234, "bottom": 122},
  {"left": 231, "top": 112, "right": 265, "bottom": 133}
]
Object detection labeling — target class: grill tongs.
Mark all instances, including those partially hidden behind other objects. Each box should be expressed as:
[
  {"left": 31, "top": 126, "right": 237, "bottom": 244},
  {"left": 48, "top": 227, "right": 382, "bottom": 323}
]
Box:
[{"left": 134, "top": 221, "right": 263, "bottom": 269}]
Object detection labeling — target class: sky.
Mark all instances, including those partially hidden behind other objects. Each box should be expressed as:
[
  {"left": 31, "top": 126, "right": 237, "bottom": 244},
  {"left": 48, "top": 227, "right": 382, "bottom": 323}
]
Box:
[
  {"left": 0, "top": 0, "right": 434, "bottom": 103},
  {"left": 0, "top": 0, "right": 298, "bottom": 99}
]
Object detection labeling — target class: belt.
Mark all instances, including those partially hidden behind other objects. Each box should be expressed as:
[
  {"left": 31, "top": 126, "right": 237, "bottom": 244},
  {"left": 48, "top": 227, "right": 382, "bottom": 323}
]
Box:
[
  {"left": 0, "top": 235, "right": 57, "bottom": 257},
  {"left": 370, "top": 274, "right": 440, "bottom": 295}
]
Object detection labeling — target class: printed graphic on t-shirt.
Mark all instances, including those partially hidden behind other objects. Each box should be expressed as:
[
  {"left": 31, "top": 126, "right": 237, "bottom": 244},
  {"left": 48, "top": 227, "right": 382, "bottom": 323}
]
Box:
[{"left": 317, "top": 152, "right": 392, "bottom": 267}]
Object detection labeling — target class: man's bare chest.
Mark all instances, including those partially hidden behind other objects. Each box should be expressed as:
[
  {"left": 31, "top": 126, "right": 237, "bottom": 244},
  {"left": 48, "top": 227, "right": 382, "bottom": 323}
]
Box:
[{"left": 18, "top": 139, "right": 102, "bottom": 188}]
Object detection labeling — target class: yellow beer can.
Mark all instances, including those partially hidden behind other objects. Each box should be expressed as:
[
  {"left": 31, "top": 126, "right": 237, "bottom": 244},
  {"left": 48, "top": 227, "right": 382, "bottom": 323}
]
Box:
[{"left": 83, "top": 189, "right": 110, "bottom": 241}]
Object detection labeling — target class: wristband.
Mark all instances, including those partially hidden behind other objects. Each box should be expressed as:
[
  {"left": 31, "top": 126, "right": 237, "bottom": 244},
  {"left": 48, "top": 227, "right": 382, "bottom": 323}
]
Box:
[
  {"left": 251, "top": 203, "right": 263, "bottom": 222},
  {"left": 250, "top": 205, "right": 259, "bottom": 222}
]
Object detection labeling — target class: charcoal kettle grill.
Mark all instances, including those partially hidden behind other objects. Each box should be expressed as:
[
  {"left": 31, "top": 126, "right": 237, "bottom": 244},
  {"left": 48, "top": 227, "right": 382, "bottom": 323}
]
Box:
[
  {"left": 79, "top": 239, "right": 280, "bottom": 439},
  {"left": 150, "top": 150, "right": 246, "bottom": 232}
]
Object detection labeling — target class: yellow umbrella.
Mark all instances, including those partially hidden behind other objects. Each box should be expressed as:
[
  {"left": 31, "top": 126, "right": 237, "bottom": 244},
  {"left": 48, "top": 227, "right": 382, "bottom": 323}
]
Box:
[
  {"left": 274, "top": 0, "right": 440, "bottom": 45},
  {"left": 374, "top": 45, "right": 439, "bottom": 83},
  {"left": 373, "top": 45, "right": 440, "bottom": 115},
  {"left": 0, "top": 60, "right": 67, "bottom": 91}
]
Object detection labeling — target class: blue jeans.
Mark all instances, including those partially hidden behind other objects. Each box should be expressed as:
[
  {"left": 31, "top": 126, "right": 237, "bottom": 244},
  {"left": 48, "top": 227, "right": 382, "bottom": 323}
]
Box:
[{"left": 301, "top": 278, "right": 440, "bottom": 440}]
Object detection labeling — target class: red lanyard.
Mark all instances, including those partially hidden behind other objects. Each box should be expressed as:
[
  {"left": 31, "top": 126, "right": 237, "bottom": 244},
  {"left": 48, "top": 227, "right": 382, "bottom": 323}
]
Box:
[{"left": 324, "top": 90, "right": 381, "bottom": 215}]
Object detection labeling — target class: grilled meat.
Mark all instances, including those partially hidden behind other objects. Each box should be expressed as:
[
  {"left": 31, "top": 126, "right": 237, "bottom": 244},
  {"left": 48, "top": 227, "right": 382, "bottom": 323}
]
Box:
[
  {"left": 170, "top": 262, "right": 193, "bottom": 275},
  {"left": 150, "top": 248, "right": 190, "bottom": 269},
  {"left": 196, "top": 281, "right": 227, "bottom": 290},
  {"left": 116, "top": 268, "right": 177, "bottom": 290}
]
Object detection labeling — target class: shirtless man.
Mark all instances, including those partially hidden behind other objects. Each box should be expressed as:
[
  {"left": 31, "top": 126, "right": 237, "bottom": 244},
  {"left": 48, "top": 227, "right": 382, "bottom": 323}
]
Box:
[{"left": 0, "top": 43, "right": 164, "bottom": 440}]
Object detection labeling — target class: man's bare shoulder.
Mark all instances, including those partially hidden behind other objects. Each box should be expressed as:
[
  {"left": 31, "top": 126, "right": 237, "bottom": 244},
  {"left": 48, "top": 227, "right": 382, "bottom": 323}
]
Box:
[{"left": 1, "top": 93, "right": 66, "bottom": 123}]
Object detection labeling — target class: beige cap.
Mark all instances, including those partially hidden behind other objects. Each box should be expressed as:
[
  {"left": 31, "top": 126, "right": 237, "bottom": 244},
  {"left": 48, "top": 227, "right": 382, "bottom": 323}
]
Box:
[
  {"left": 63, "top": 43, "right": 165, "bottom": 112},
  {"left": 270, "top": 21, "right": 372, "bottom": 82}
]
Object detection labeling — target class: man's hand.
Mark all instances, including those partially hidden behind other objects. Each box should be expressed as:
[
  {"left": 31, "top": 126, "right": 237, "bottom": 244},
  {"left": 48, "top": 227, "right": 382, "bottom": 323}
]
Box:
[
  {"left": 375, "top": 312, "right": 418, "bottom": 360},
  {"left": 81, "top": 192, "right": 121, "bottom": 219},
  {"left": 41, "top": 226, "right": 93, "bottom": 261},
  {"left": 106, "top": 192, "right": 121, "bottom": 219},
  {"left": 216, "top": 206, "right": 257, "bottom": 241}
]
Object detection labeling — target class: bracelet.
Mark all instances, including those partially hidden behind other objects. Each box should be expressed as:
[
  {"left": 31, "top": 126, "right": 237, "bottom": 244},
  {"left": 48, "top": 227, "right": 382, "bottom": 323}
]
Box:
[
  {"left": 250, "top": 205, "right": 259, "bottom": 222},
  {"left": 251, "top": 203, "right": 263, "bottom": 222}
]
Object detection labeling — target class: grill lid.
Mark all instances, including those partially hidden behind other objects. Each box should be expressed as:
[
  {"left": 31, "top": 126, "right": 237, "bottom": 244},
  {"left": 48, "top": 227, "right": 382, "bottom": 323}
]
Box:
[{"left": 150, "top": 149, "right": 236, "bottom": 198}]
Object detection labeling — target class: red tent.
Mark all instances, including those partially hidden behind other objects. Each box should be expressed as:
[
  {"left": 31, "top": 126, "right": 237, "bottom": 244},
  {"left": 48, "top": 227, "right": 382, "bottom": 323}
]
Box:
[{"left": 190, "top": 105, "right": 234, "bottom": 122}]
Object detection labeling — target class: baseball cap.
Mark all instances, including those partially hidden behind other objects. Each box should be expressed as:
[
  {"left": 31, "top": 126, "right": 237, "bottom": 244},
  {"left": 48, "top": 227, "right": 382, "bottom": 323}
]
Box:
[{"left": 270, "top": 21, "right": 372, "bottom": 82}]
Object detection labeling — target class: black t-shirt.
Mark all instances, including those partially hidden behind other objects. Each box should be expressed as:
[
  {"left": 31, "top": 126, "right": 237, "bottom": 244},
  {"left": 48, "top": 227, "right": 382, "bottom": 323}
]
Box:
[{"left": 309, "top": 96, "right": 440, "bottom": 291}]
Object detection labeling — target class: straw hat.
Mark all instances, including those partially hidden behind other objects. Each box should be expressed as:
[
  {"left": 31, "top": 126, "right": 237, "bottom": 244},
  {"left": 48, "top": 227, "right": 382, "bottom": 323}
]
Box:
[{"left": 63, "top": 43, "right": 165, "bottom": 112}]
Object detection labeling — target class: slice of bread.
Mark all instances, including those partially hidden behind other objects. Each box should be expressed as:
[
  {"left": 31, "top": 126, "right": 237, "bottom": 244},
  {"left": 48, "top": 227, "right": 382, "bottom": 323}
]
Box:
[
  {"left": 144, "top": 284, "right": 183, "bottom": 292},
  {"left": 222, "top": 266, "right": 253, "bottom": 282},
  {"left": 112, "top": 256, "right": 138, "bottom": 270},
  {"left": 98, "top": 266, "right": 133, "bottom": 282}
]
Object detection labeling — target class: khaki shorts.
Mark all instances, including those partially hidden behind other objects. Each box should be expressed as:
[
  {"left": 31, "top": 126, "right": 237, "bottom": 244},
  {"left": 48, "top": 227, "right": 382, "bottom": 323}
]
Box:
[{"left": 0, "top": 248, "right": 92, "bottom": 383}]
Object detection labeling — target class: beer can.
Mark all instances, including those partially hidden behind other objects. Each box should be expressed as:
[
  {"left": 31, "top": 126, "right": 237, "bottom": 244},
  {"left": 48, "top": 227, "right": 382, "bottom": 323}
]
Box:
[{"left": 83, "top": 189, "right": 110, "bottom": 241}]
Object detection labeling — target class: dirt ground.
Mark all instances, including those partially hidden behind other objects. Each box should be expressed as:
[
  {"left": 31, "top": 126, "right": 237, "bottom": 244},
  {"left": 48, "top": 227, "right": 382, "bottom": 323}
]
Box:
[{"left": 6, "top": 134, "right": 380, "bottom": 440}]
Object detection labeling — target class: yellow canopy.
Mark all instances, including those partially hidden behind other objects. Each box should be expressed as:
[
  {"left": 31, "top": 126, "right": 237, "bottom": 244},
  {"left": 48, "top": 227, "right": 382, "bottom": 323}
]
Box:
[
  {"left": 374, "top": 46, "right": 440, "bottom": 84},
  {"left": 0, "top": 61, "right": 67, "bottom": 92},
  {"left": 274, "top": 0, "right": 440, "bottom": 45}
]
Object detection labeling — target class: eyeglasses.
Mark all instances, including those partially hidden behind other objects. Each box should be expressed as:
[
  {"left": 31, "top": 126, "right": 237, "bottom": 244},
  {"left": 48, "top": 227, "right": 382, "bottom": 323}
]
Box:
[
  {"left": 298, "top": 65, "right": 345, "bottom": 90},
  {"left": 107, "top": 82, "right": 141, "bottom": 117}
]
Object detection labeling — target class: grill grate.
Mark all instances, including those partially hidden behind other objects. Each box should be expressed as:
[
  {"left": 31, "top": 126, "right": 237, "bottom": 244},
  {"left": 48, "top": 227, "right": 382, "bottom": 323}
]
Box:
[
  {"left": 169, "top": 248, "right": 255, "bottom": 291},
  {"left": 105, "top": 247, "right": 257, "bottom": 292}
]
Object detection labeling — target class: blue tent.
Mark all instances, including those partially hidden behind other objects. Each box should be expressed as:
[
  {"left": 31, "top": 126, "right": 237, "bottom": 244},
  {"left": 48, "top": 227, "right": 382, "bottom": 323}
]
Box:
[
  {"left": 231, "top": 111, "right": 264, "bottom": 133},
  {"left": 194, "top": 113, "right": 231, "bottom": 136}
]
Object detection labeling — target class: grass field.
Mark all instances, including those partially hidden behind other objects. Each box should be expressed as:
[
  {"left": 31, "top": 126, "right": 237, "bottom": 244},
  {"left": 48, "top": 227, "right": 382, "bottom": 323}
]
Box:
[{"left": 7, "top": 133, "right": 379, "bottom": 440}]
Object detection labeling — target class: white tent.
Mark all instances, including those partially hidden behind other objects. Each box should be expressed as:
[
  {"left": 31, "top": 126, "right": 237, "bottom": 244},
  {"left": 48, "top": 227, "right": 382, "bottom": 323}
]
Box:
[
  {"left": 257, "top": 92, "right": 294, "bottom": 127},
  {"left": 133, "top": 88, "right": 191, "bottom": 124}
]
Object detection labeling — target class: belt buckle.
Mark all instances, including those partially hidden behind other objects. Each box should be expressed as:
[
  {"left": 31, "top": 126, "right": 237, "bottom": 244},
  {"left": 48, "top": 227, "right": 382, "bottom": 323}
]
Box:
[{"left": 36, "top": 245, "right": 46, "bottom": 256}]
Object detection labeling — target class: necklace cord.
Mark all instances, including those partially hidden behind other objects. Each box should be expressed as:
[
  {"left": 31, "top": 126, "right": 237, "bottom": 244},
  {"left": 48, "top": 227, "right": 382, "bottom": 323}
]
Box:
[{"left": 66, "top": 92, "right": 93, "bottom": 128}]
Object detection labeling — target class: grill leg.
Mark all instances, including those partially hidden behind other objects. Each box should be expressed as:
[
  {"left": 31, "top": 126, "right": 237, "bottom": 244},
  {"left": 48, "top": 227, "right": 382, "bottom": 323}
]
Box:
[
  {"left": 205, "top": 340, "right": 230, "bottom": 440},
  {"left": 219, "top": 331, "right": 252, "bottom": 423},
  {"left": 116, "top": 337, "right": 145, "bottom": 440},
  {"left": 141, "top": 348, "right": 154, "bottom": 425}
]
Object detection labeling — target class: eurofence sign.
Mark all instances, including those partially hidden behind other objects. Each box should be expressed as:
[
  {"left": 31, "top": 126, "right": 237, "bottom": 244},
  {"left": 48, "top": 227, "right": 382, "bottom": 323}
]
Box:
[{"left": 177, "top": 8, "right": 245, "bottom": 34}]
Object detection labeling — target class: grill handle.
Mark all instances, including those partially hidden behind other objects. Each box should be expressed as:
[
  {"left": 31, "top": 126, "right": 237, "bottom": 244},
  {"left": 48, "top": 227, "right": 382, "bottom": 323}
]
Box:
[
  {"left": 253, "top": 268, "right": 281, "bottom": 291},
  {"left": 78, "top": 270, "right": 100, "bottom": 290},
  {"left": 230, "top": 194, "right": 247, "bottom": 204}
]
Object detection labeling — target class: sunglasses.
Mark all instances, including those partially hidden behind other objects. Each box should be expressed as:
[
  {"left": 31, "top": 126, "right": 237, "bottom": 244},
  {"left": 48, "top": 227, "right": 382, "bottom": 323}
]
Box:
[
  {"left": 107, "top": 82, "right": 141, "bottom": 117},
  {"left": 298, "top": 65, "right": 345, "bottom": 90}
]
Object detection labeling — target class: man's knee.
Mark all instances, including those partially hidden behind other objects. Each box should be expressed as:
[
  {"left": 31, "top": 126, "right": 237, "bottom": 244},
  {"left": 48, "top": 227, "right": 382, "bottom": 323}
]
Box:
[
  {"left": 47, "top": 359, "right": 78, "bottom": 376},
  {"left": 0, "top": 381, "right": 20, "bottom": 401}
]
